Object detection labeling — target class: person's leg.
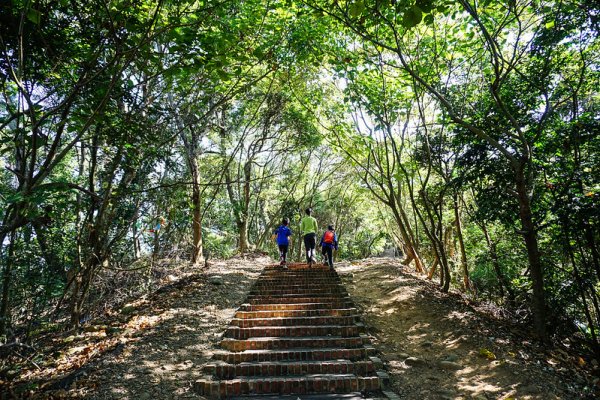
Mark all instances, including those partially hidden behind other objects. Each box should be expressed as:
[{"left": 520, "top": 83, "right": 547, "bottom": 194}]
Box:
[
  {"left": 321, "top": 246, "right": 327, "bottom": 265},
  {"left": 326, "top": 246, "right": 334, "bottom": 268},
  {"left": 303, "top": 234, "right": 311, "bottom": 263},
  {"left": 282, "top": 245, "right": 288, "bottom": 263},
  {"left": 308, "top": 233, "right": 316, "bottom": 262}
]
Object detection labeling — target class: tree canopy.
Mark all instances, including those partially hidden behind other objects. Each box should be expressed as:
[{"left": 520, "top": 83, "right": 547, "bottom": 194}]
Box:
[{"left": 1, "top": 0, "right": 598, "bottom": 358}]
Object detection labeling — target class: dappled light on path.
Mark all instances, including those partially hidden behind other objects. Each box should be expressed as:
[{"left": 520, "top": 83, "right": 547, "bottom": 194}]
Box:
[
  {"left": 337, "top": 258, "right": 576, "bottom": 400},
  {"left": 84, "top": 257, "right": 265, "bottom": 399}
]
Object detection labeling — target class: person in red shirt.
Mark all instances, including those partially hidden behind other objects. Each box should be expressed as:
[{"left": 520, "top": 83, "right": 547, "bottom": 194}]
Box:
[{"left": 319, "top": 225, "right": 338, "bottom": 269}]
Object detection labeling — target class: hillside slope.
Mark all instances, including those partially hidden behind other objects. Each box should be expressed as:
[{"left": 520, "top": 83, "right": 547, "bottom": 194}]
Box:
[{"left": 339, "top": 259, "right": 595, "bottom": 399}]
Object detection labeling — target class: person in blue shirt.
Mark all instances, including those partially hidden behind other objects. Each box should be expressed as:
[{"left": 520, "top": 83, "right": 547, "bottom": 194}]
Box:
[
  {"left": 319, "top": 225, "right": 338, "bottom": 269},
  {"left": 273, "top": 217, "right": 292, "bottom": 268}
]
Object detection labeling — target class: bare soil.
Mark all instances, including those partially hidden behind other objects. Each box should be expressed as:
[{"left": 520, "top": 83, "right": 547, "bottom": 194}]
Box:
[
  {"left": 337, "top": 258, "right": 597, "bottom": 400},
  {"left": 4, "top": 256, "right": 597, "bottom": 399}
]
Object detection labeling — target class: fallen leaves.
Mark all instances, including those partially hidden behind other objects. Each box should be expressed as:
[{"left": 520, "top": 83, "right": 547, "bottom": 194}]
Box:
[{"left": 479, "top": 348, "right": 497, "bottom": 361}]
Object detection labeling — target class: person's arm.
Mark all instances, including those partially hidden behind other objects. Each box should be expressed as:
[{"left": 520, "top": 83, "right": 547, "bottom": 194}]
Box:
[{"left": 334, "top": 233, "right": 339, "bottom": 250}]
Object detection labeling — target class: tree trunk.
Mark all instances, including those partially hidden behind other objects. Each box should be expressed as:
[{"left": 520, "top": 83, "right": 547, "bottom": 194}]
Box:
[
  {"left": 32, "top": 221, "right": 65, "bottom": 279},
  {"left": 69, "top": 268, "right": 82, "bottom": 328},
  {"left": 238, "top": 219, "right": 250, "bottom": 253},
  {"left": 427, "top": 255, "right": 439, "bottom": 280},
  {"left": 191, "top": 201, "right": 204, "bottom": 264},
  {"left": 238, "top": 161, "right": 252, "bottom": 253},
  {"left": 390, "top": 204, "right": 423, "bottom": 273},
  {"left": 453, "top": 193, "right": 470, "bottom": 290},
  {"left": 480, "top": 223, "right": 514, "bottom": 301},
  {"left": 0, "top": 231, "right": 16, "bottom": 336},
  {"left": 132, "top": 221, "right": 141, "bottom": 260},
  {"left": 190, "top": 160, "right": 204, "bottom": 264},
  {"left": 515, "top": 165, "right": 546, "bottom": 339}
]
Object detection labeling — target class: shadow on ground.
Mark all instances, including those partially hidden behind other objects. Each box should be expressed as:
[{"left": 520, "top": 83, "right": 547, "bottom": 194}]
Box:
[
  {"left": 337, "top": 258, "right": 582, "bottom": 400},
  {"left": 82, "top": 257, "right": 265, "bottom": 400}
]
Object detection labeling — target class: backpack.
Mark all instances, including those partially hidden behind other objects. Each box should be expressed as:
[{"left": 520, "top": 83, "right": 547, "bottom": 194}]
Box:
[{"left": 323, "top": 230, "right": 334, "bottom": 244}]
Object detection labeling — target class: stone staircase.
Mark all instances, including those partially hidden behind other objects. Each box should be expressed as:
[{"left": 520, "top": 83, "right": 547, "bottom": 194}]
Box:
[{"left": 194, "top": 263, "right": 387, "bottom": 399}]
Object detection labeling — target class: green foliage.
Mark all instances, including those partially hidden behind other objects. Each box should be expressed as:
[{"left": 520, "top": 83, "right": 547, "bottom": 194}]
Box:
[{"left": 0, "top": 0, "right": 598, "bottom": 358}]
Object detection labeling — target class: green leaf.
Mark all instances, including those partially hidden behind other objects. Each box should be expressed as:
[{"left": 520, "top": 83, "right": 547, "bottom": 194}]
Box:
[
  {"left": 26, "top": 8, "right": 41, "bottom": 24},
  {"left": 545, "top": 20, "right": 555, "bottom": 29},
  {"left": 376, "top": 0, "right": 391, "bottom": 12},
  {"left": 402, "top": 5, "right": 423, "bottom": 28},
  {"left": 348, "top": 0, "right": 365, "bottom": 18},
  {"left": 416, "top": 0, "right": 434, "bottom": 13},
  {"left": 217, "top": 69, "right": 229, "bottom": 81}
]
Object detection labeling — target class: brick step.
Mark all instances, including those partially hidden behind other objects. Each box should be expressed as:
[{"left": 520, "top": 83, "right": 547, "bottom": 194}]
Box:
[
  {"left": 250, "top": 288, "right": 347, "bottom": 295},
  {"left": 262, "top": 268, "right": 338, "bottom": 273},
  {"left": 256, "top": 279, "right": 341, "bottom": 284},
  {"left": 240, "top": 303, "right": 352, "bottom": 311},
  {"left": 231, "top": 315, "right": 358, "bottom": 328},
  {"left": 224, "top": 325, "right": 361, "bottom": 339},
  {"left": 251, "top": 286, "right": 345, "bottom": 292},
  {"left": 220, "top": 336, "right": 364, "bottom": 352},
  {"left": 256, "top": 278, "right": 341, "bottom": 284},
  {"left": 213, "top": 347, "right": 373, "bottom": 363},
  {"left": 262, "top": 273, "right": 337, "bottom": 276},
  {"left": 247, "top": 292, "right": 348, "bottom": 300},
  {"left": 261, "top": 274, "right": 339, "bottom": 277},
  {"left": 247, "top": 297, "right": 352, "bottom": 304},
  {"left": 259, "top": 275, "right": 340, "bottom": 280},
  {"left": 235, "top": 308, "right": 358, "bottom": 319},
  {"left": 256, "top": 278, "right": 341, "bottom": 282},
  {"left": 254, "top": 281, "right": 342, "bottom": 286},
  {"left": 204, "top": 359, "right": 376, "bottom": 379},
  {"left": 229, "top": 394, "right": 373, "bottom": 400},
  {"left": 194, "top": 373, "right": 380, "bottom": 398}
]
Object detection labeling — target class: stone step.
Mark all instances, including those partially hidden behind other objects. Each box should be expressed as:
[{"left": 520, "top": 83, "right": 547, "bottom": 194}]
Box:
[
  {"left": 248, "top": 292, "right": 347, "bottom": 298},
  {"left": 250, "top": 288, "right": 347, "bottom": 296},
  {"left": 240, "top": 303, "right": 353, "bottom": 312},
  {"left": 235, "top": 308, "right": 358, "bottom": 319},
  {"left": 253, "top": 282, "right": 344, "bottom": 288},
  {"left": 229, "top": 394, "right": 374, "bottom": 400},
  {"left": 220, "top": 336, "right": 364, "bottom": 352},
  {"left": 259, "top": 271, "right": 340, "bottom": 283},
  {"left": 224, "top": 325, "right": 361, "bottom": 340},
  {"left": 247, "top": 297, "right": 352, "bottom": 305},
  {"left": 230, "top": 315, "right": 358, "bottom": 328},
  {"left": 204, "top": 359, "right": 376, "bottom": 378},
  {"left": 258, "top": 274, "right": 340, "bottom": 278},
  {"left": 212, "top": 347, "right": 374, "bottom": 363},
  {"left": 256, "top": 280, "right": 341, "bottom": 284},
  {"left": 194, "top": 373, "right": 380, "bottom": 398},
  {"left": 199, "top": 263, "right": 384, "bottom": 400}
]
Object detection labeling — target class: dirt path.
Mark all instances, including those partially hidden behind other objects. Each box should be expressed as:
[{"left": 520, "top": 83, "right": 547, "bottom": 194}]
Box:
[
  {"left": 83, "top": 258, "right": 265, "bottom": 400},
  {"left": 9, "top": 256, "right": 595, "bottom": 399},
  {"left": 337, "top": 258, "right": 590, "bottom": 400}
]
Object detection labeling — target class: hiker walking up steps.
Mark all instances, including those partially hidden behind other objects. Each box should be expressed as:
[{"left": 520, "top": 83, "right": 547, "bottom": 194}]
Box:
[
  {"left": 273, "top": 217, "right": 292, "bottom": 268},
  {"left": 300, "top": 208, "right": 318, "bottom": 267},
  {"left": 320, "top": 224, "right": 338, "bottom": 269}
]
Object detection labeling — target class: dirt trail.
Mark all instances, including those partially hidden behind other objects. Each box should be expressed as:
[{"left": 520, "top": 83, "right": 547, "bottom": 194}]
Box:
[
  {"left": 337, "top": 258, "right": 588, "bottom": 400},
  {"left": 10, "top": 256, "right": 594, "bottom": 399}
]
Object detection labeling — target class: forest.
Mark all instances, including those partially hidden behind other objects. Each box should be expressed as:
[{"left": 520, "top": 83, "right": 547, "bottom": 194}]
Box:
[{"left": 0, "top": 0, "right": 599, "bottom": 383}]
